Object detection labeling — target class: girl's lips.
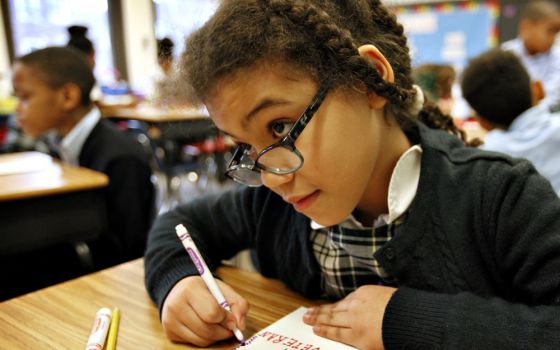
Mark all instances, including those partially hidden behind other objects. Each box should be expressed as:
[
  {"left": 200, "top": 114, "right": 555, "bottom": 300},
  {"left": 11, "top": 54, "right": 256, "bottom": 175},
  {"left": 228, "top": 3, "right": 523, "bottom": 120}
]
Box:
[{"left": 291, "top": 190, "right": 320, "bottom": 212}]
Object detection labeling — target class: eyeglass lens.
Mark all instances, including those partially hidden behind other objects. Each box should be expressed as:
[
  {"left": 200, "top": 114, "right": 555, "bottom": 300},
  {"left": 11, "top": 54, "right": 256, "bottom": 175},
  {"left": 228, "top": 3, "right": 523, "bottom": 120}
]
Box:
[{"left": 256, "top": 146, "right": 301, "bottom": 173}]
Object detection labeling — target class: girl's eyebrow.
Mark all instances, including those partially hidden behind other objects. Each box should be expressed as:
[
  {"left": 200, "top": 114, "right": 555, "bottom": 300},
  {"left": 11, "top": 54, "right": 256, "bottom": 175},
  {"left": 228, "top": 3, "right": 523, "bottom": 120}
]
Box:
[
  {"left": 243, "top": 98, "right": 290, "bottom": 128},
  {"left": 221, "top": 96, "right": 294, "bottom": 140}
]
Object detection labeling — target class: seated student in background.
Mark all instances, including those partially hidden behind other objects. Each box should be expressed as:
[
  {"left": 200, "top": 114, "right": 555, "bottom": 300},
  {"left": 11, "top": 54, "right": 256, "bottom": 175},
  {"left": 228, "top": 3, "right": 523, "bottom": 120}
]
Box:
[
  {"left": 501, "top": 0, "right": 560, "bottom": 111},
  {"left": 152, "top": 37, "right": 176, "bottom": 105},
  {"left": 67, "top": 25, "right": 96, "bottom": 69},
  {"left": 12, "top": 46, "right": 155, "bottom": 268},
  {"left": 152, "top": 37, "right": 199, "bottom": 107},
  {"left": 67, "top": 25, "right": 102, "bottom": 102},
  {"left": 144, "top": 1, "right": 560, "bottom": 349},
  {"left": 156, "top": 37, "right": 175, "bottom": 78},
  {"left": 461, "top": 48, "right": 560, "bottom": 195},
  {"left": 412, "top": 64, "right": 456, "bottom": 115}
]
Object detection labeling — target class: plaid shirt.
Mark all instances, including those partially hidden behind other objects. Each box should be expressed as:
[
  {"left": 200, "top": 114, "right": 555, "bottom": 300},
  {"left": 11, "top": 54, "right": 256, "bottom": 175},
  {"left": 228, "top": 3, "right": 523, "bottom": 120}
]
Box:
[{"left": 310, "top": 145, "right": 422, "bottom": 298}]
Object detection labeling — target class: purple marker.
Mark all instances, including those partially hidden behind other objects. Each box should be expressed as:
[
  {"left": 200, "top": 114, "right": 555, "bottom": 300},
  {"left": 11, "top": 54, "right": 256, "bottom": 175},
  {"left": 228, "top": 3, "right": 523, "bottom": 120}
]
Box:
[{"left": 175, "top": 224, "right": 246, "bottom": 345}]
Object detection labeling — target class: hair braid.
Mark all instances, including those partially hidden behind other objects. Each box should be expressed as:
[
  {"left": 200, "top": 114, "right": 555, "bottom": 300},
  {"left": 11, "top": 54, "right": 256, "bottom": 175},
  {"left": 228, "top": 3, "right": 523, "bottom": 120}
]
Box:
[
  {"left": 419, "top": 103, "right": 480, "bottom": 146},
  {"left": 267, "top": 0, "right": 414, "bottom": 109},
  {"left": 265, "top": 0, "right": 357, "bottom": 72},
  {"left": 364, "top": 0, "right": 474, "bottom": 145},
  {"left": 362, "top": 0, "right": 416, "bottom": 109},
  {"left": 182, "top": 0, "right": 476, "bottom": 146}
]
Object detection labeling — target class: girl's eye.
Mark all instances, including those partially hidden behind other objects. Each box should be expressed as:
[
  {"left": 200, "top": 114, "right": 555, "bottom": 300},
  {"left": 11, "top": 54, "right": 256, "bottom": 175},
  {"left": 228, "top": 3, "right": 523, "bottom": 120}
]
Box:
[{"left": 269, "top": 120, "right": 293, "bottom": 139}]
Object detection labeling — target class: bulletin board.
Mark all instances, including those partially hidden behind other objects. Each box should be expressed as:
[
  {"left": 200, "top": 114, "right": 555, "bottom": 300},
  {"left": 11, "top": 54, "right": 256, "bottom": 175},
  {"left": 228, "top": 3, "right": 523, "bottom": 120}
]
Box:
[{"left": 391, "top": 0, "right": 499, "bottom": 69}]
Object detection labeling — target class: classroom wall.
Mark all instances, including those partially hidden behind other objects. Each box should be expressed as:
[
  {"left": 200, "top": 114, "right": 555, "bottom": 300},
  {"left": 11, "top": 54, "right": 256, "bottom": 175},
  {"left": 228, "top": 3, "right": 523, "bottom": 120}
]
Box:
[
  {"left": 499, "top": 0, "right": 529, "bottom": 44},
  {"left": 121, "top": 0, "right": 158, "bottom": 96},
  {"left": 0, "top": 0, "right": 160, "bottom": 98},
  {"left": 0, "top": 5, "right": 11, "bottom": 98}
]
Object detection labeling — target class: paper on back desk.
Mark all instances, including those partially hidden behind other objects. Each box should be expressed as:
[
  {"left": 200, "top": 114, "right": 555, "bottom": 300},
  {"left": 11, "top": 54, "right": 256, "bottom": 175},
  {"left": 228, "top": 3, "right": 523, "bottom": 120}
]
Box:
[
  {"left": 0, "top": 152, "right": 52, "bottom": 176},
  {"left": 233, "top": 307, "right": 356, "bottom": 350}
]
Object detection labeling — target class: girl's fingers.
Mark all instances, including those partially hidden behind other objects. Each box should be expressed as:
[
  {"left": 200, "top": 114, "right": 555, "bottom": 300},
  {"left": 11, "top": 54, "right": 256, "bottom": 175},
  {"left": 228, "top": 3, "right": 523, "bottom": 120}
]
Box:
[
  {"left": 181, "top": 302, "right": 234, "bottom": 340},
  {"left": 162, "top": 276, "right": 240, "bottom": 344},
  {"left": 312, "top": 323, "right": 354, "bottom": 347},
  {"left": 304, "top": 308, "right": 351, "bottom": 328},
  {"left": 166, "top": 319, "right": 217, "bottom": 347},
  {"left": 303, "top": 298, "right": 356, "bottom": 327},
  {"left": 218, "top": 280, "right": 249, "bottom": 330}
]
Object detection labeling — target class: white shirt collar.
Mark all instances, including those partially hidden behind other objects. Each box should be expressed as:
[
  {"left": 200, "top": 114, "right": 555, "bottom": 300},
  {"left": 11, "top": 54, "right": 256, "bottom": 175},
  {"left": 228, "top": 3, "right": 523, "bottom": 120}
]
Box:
[
  {"left": 59, "top": 107, "right": 101, "bottom": 166},
  {"left": 311, "top": 144, "right": 423, "bottom": 229}
]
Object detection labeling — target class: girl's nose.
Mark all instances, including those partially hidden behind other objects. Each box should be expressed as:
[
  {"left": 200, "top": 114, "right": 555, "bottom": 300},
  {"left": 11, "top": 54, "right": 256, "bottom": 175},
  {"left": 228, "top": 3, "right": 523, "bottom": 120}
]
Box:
[{"left": 260, "top": 170, "right": 294, "bottom": 189}]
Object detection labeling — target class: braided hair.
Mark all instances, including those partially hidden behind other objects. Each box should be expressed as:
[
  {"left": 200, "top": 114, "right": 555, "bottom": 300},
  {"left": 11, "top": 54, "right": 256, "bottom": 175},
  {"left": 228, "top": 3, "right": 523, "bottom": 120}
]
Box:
[{"left": 181, "top": 0, "right": 471, "bottom": 144}]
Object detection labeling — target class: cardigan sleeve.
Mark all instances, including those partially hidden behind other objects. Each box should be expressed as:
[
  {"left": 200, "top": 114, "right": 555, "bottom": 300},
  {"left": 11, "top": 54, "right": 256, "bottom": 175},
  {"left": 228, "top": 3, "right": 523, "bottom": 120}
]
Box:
[
  {"left": 144, "top": 186, "right": 265, "bottom": 312},
  {"left": 382, "top": 160, "right": 560, "bottom": 350}
]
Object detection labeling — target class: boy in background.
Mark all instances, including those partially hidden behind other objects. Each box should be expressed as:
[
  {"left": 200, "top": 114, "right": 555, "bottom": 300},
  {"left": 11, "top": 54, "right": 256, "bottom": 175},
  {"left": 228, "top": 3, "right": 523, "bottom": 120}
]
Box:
[
  {"left": 11, "top": 46, "right": 155, "bottom": 268},
  {"left": 502, "top": 0, "right": 560, "bottom": 111},
  {"left": 461, "top": 48, "right": 560, "bottom": 195}
]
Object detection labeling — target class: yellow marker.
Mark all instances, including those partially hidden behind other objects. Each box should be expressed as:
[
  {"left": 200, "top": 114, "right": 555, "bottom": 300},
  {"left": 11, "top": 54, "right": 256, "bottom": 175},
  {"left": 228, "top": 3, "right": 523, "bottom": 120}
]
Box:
[{"left": 106, "top": 307, "right": 120, "bottom": 350}]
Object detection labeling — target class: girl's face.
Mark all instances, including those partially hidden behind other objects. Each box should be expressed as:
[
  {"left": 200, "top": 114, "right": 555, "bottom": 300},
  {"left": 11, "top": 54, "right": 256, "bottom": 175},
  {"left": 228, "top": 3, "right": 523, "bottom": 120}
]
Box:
[
  {"left": 12, "top": 63, "right": 68, "bottom": 138},
  {"left": 206, "top": 62, "right": 411, "bottom": 226}
]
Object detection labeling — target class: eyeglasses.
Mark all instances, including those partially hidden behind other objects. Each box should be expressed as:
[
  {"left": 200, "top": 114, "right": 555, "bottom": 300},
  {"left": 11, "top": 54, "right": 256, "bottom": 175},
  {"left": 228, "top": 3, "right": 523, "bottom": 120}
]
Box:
[{"left": 226, "top": 80, "right": 331, "bottom": 187}]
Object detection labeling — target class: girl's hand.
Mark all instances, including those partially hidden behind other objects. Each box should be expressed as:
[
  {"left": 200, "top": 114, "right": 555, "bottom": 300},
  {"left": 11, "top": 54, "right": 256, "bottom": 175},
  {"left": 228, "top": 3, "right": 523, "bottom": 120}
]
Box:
[
  {"left": 161, "top": 275, "right": 249, "bottom": 346},
  {"left": 303, "top": 285, "right": 396, "bottom": 350}
]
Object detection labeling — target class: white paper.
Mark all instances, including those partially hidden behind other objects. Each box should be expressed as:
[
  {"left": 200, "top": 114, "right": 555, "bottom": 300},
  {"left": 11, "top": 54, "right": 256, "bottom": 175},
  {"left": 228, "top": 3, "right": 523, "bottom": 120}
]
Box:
[
  {"left": 233, "top": 307, "right": 356, "bottom": 350},
  {"left": 0, "top": 152, "right": 53, "bottom": 176}
]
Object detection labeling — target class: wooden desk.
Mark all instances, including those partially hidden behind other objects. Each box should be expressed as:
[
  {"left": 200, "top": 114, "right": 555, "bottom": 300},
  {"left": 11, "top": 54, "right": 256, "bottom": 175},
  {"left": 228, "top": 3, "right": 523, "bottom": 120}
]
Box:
[
  {"left": 101, "top": 104, "right": 223, "bottom": 209},
  {"left": 0, "top": 152, "right": 109, "bottom": 201},
  {"left": 0, "top": 259, "right": 319, "bottom": 349},
  {"left": 101, "top": 104, "right": 216, "bottom": 143},
  {"left": 100, "top": 104, "right": 209, "bottom": 123},
  {"left": 0, "top": 152, "right": 109, "bottom": 256}
]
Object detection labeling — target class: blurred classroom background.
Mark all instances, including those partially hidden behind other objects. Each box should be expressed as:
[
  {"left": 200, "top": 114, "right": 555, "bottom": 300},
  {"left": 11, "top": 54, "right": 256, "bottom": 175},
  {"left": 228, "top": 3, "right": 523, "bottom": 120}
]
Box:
[
  {"left": 0, "top": 0, "right": 233, "bottom": 209},
  {"left": 0, "top": 0, "right": 558, "bottom": 300},
  {"left": 1, "top": 0, "right": 554, "bottom": 162}
]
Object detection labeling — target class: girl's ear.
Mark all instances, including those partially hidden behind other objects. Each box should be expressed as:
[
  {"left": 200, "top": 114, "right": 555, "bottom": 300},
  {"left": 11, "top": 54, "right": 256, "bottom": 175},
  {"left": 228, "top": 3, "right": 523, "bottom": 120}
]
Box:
[
  {"left": 358, "top": 44, "right": 395, "bottom": 82},
  {"left": 60, "top": 83, "right": 83, "bottom": 110},
  {"left": 357, "top": 44, "right": 395, "bottom": 109}
]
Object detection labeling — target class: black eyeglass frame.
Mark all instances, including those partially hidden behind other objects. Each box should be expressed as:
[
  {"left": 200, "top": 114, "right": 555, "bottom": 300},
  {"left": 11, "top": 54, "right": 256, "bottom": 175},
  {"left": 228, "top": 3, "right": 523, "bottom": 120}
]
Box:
[{"left": 226, "top": 79, "right": 332, "bottom": 184}]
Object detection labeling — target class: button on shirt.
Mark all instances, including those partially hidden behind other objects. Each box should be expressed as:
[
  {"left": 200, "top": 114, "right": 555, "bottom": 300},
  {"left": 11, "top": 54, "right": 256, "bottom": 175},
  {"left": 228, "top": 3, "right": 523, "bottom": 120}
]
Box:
[
  {"left": 482, "top": 103, "right": 560, "bottom": 195},
  {"left": 56, "top": 107, "right": 101, "bottom": 166},
  {"left": 310, "top": 144, "right": 423, "bottom": 298},
  {"left": 502, "top": 38, "right": 560, "bottom": 110}
]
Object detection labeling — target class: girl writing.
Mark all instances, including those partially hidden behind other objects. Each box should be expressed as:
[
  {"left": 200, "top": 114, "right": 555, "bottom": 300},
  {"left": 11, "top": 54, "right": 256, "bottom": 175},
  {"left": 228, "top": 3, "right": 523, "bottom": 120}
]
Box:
[{"left": 145, "top": 1, "right": 560, "bottom": 349}]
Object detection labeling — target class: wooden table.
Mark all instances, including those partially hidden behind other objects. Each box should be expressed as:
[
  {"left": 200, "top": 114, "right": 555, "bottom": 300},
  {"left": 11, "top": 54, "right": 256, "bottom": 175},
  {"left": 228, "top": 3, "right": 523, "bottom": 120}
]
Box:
[
  {"left": 0, "top": 259, "right": 319, "bottom": 349},
  {"left": 101, "top": 104, "right": 224, "bottom": 209},
  {"left": 100, "top": 104, "right": 215, "bottom": 143},
  {"left": 100, "top": 104, "right": 209, "bottom": 123},
  {"left": 0, "top": 152, "right": 109, "bottom": 256},
  {"left": 0, "top": 152, "right": 109, "bottom": 201}
]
